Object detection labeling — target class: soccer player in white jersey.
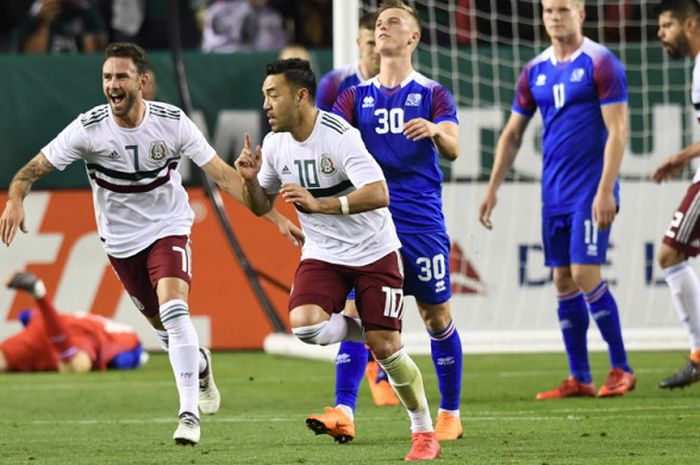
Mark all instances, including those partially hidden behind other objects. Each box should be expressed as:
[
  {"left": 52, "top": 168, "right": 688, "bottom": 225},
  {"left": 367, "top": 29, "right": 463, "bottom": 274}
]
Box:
[
  {"left": 653, "top": 0, "right": 700, "bottom": 389},
  {"left": 480, "top": 0, "right": 635, "bottom": 399},
  {"left": 235, "top": 58, "right": 440, "bottom": 461},
  {"left": 0, "top": 42, "right": 302, "bottom": 446}
]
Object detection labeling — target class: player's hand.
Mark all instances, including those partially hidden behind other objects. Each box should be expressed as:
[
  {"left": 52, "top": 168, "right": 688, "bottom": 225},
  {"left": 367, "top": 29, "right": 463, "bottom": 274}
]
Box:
[
  {"left": 403, "top": 118, "right": 439, "bottom": 142},
  {"left": 277, "top": 218, "right": 305, "bottom": 247},
  {"left": 234, "top": 133, "right": 262, "bottom": 183},
  {"left": 478, "top": 190, "right": 497, "bottom": 230},
  {"left": 280, "top": 183, "right": 319, "bottom": 213},
  {"left": 0, "top": 200, "right": 27, "bottom": 246},
  {"left": 592, "top": 191, "right": 616, "bottom": 230},
  {"left": 652, "top": 154, "right": 687, "bottom": 183}
]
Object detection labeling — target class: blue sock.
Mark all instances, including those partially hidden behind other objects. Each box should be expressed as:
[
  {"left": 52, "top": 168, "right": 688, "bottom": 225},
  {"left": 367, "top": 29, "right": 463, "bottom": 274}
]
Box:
[
  {"left": 428, "top": 319, "right": 462, "bottom": 411},
  {"left": 584, "top": 281, "right": 632, "bottom": 373},
  {"left": 557, "top": 291, "right": 592, "bottom": 383},
  {"left": 335, "top": 341, "right": 368, "bottom": 411}
]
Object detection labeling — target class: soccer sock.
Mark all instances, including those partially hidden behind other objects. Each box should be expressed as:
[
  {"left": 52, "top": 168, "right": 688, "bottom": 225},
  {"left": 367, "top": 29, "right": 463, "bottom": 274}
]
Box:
[
  {"left": 557, "top": 290, "right": 592, "bottom": 383},
  {"left": 428, "top": 319, "right": 462, "bottom": 412},
  {"left": 292, "top": 312, "right": 365, "bottom": 345},
  {"left": 663, "top": 262, "right": 700, "bottom": 351},
  {"left": 198, "top": 349, "right": 209, "bottom": 378},
  {"left": 160, "top": 299, "right": 200, "bottom": 417},
  {"left": 378, "top": 347, "right": 433, "bottom": 433},
  {"left": 35, "top": 295, "right": 78, "bottom": 362},
  {"left": 154, "top": 329, "right": 169, "bottom": 351},
  {"left": 334, "top": 341, "right": 368, "bottom": 412},
  {"left": 584, "top": 282, "right": 632, "bottom": 373}
]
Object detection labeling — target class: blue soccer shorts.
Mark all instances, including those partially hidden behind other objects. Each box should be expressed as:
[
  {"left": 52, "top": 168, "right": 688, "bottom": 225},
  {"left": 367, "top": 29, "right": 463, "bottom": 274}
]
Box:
[
  {"left": 542, "top": 207, "right": 612, "bottom": 267},
  {"left": 398, "top": 230, "right": 452, "bottom": 304}
]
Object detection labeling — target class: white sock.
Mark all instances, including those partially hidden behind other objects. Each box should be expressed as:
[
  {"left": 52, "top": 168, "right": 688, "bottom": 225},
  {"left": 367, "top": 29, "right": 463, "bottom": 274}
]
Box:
[
  {"left": 378, "top": 347, "right": 433, "bottom": 433},
  {"left": 198, "top": 350, "right": 208, "bottom": 375},
  {"left": 154, "top": 329, "right": 169, "bottom": 351},
  {"left": 292, "top": 312, "right": 365, "bottom": 345},
  {"left": 160, "top": 299, "right": 200, "bottom": 416},
  {"left": 664, "top": 262, "right": 700, "bottom": 349},
  {"left": 438, "top": 408, "right": 460, "bottom": 418},
  {"left": 336, "top": 404, "right": 354, "bottom": 421}
]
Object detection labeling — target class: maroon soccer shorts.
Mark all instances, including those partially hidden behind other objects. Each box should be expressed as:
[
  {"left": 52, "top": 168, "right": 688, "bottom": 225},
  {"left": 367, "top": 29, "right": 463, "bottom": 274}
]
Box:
[
  {"left": 663, "top": 182, "right": 700, "bottom": 257},
  {"left": 108, "top": 236, "right": 192, "bottom": 318},
  {"left": 289, "top": 250, "right": 404, "bottom": 331}
]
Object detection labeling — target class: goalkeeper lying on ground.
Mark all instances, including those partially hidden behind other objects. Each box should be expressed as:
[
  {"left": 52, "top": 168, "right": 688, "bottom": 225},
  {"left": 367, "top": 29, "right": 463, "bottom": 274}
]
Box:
[{"left": 0, "top": 271, "right": 146, "bottom": 373}]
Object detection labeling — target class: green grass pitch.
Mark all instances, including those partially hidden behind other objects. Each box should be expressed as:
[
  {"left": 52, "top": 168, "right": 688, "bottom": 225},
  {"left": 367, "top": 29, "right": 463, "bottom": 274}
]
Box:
[{"left": 1, "top": 350, "right": 698, "bottom": 464}]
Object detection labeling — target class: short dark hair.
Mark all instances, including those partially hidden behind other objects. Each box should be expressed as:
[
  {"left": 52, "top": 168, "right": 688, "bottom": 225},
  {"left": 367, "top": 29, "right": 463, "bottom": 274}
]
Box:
[
  {"left": 377, "top": 0, "right": 422, "bottom": 32},
  {"left": 104, "top": 42, "right": 149, "bottom": 75},
  {"left": 265, "top": 58, "right": 317, "bottom": 98},
  {"left": 359, "top": 11, "right": 378, "bottom": 30},
  {"left": 656, "top": 0, "right": 700, "bottom": 20}
]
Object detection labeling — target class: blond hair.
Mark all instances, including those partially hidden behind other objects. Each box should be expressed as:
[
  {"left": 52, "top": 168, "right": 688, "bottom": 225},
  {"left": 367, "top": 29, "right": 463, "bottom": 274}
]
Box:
[{"left": 377, "top": 0, "right": 422, "bottom": 33}]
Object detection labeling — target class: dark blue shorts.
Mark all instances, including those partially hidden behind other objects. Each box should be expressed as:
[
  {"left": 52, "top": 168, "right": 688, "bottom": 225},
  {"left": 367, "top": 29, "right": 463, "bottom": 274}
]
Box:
[{"left": 542, "top": 208, "right": 611, "bottom": 267}]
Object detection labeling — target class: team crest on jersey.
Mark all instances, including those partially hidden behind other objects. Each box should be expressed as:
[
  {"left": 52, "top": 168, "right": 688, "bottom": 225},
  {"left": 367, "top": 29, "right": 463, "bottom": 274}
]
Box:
[
  {"left": 535, "top": 74, "right": 547, "bottom": 86},
  {"left": 319, "top": 154, "right": 336, "bottom": 175},
  {"left": 570, "top": 68, "right": 585, "bottom": 82},
  {"left": 362, "top": 96, "right": 375, "bottom": 108},
  {"left": 405, "top": 93, "right": 422, "bottom": 107},
  {"left": 149, "top": 140, "right": 168, "bottom": 161}
]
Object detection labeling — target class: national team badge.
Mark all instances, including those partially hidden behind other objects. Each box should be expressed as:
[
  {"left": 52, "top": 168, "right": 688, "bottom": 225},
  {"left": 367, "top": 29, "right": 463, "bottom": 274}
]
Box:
[
  {"left": 570, "top": 68, "right": 585, "bottom": 82},
  {"left": 149, "top": 140, "right": 168, "bottom": 161},
  {"left": 405, "top": 93, "right": 422, "bottom": 106},
  {"left": 319, "top": 154, "right": 336, "bottom": 175}
]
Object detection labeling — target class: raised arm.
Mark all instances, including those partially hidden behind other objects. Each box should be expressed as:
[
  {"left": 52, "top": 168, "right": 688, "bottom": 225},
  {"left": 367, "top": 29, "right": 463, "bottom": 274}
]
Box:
[
  {"left": 594, "top": 102, "right": 628, "bottom": 230},
  {"left": 478, "top": 112, "right": 530, "bottom": 229},
  {"left": 1, "top": 153, "right": 55, "bottom": 245}
]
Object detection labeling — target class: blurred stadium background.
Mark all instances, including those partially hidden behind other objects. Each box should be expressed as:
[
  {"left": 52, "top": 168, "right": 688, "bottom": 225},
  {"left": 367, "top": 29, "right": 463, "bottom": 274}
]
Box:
[{"left": 0, "top": 0, "right": 696, "bottom": 355}]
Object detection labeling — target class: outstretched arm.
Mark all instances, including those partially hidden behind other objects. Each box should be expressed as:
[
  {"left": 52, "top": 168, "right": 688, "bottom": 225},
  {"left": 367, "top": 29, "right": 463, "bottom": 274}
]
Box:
[
  {"left": 479, "top": 112, "right": 530, "bottom": 230},
  {"left": 202, "top": 149, "right": 303, "bottom": 245},
  {"left": 652, "top": 139, "right": 700, "bottom": 183},
  {"left": 1, "top": 153, "right": 55, "bottom": 246}
]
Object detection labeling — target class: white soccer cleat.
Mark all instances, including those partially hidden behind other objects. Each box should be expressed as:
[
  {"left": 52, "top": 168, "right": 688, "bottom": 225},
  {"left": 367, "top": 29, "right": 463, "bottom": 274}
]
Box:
[
  {"left": 198, "top": 348, "right": 221, "bottom": 415},
  {"left": 173, "top": 411, "right": 200, "bottom": 446}
]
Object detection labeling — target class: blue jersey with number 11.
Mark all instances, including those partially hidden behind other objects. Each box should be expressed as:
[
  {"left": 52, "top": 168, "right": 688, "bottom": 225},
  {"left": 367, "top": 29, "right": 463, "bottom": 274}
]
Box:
[
  {"left": 333, "top": 71, "right": 458, "bottom": 233},
  {"left": 513, "top": 37, "right": 627, "bottom": 216}
]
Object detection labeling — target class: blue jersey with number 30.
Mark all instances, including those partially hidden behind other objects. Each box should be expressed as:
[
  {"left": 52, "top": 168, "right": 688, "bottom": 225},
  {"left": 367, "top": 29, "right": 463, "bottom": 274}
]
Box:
[
  {"left": 513, "top": 37, "right": 627, "bottom": 216},
  {"left": 333, "top": 71, "right": 458, "bottom": 233}
]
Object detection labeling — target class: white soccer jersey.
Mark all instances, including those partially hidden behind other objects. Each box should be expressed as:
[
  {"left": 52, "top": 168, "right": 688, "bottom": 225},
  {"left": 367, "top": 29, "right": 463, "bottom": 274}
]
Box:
[
  {"left": 41, "top": 101, "right": 216, "bottom": 258},
  {"left": 693, "top": 53, "right": 700, "bottom": 183},
  {"left": 258, "top": 110, "right": 401, "bottom": 266}
]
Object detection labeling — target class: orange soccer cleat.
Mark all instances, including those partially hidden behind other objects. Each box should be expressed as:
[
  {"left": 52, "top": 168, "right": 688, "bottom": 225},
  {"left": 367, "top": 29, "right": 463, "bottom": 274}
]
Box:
[
  {"left": 598, "top": 368, "right": 636, "bottom": 397},
  {"left": 306, "top": 407, "right": 355, "bottom": 444},
  {"left": 435, "top": 411, "right": 463, "bottom": 441},
  {"left": 535, "top": 376, "right": 596, "bottom": 400},
  {"left": 405, "top": 431, "right": 441, "bottom": 461},
  {"left": 366, "top": 360, "right": 400, "bottom": 406}
]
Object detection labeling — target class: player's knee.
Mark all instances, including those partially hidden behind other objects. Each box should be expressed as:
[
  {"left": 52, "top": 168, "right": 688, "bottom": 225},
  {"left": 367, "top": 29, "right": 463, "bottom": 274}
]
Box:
[
  {"left": 658, "top": 244, "right": 685, "bottom": 269},
  {"left": 366, "top": 330, "right": 402, "bottom": 359},
  {"left": 292, "top": 321, "right": 329, "bottom": 345}
]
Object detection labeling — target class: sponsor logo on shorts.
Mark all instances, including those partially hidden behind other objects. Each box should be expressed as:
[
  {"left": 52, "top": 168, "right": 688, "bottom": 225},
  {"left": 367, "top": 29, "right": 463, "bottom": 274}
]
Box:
[{"left": 130, "top": 296, "right": 145, "bottom": 311}]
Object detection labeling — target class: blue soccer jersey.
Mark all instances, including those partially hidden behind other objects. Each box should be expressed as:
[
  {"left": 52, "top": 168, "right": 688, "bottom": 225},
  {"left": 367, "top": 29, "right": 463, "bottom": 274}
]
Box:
[
  {"left": 512, "top": 37, "right": 627, "bottom": 215},
  {"left": 316, "top": 63, "right": 364, "bottom": 112},
  {"left": 333, "top": 71, "right": 459, "bottom": 233}
]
